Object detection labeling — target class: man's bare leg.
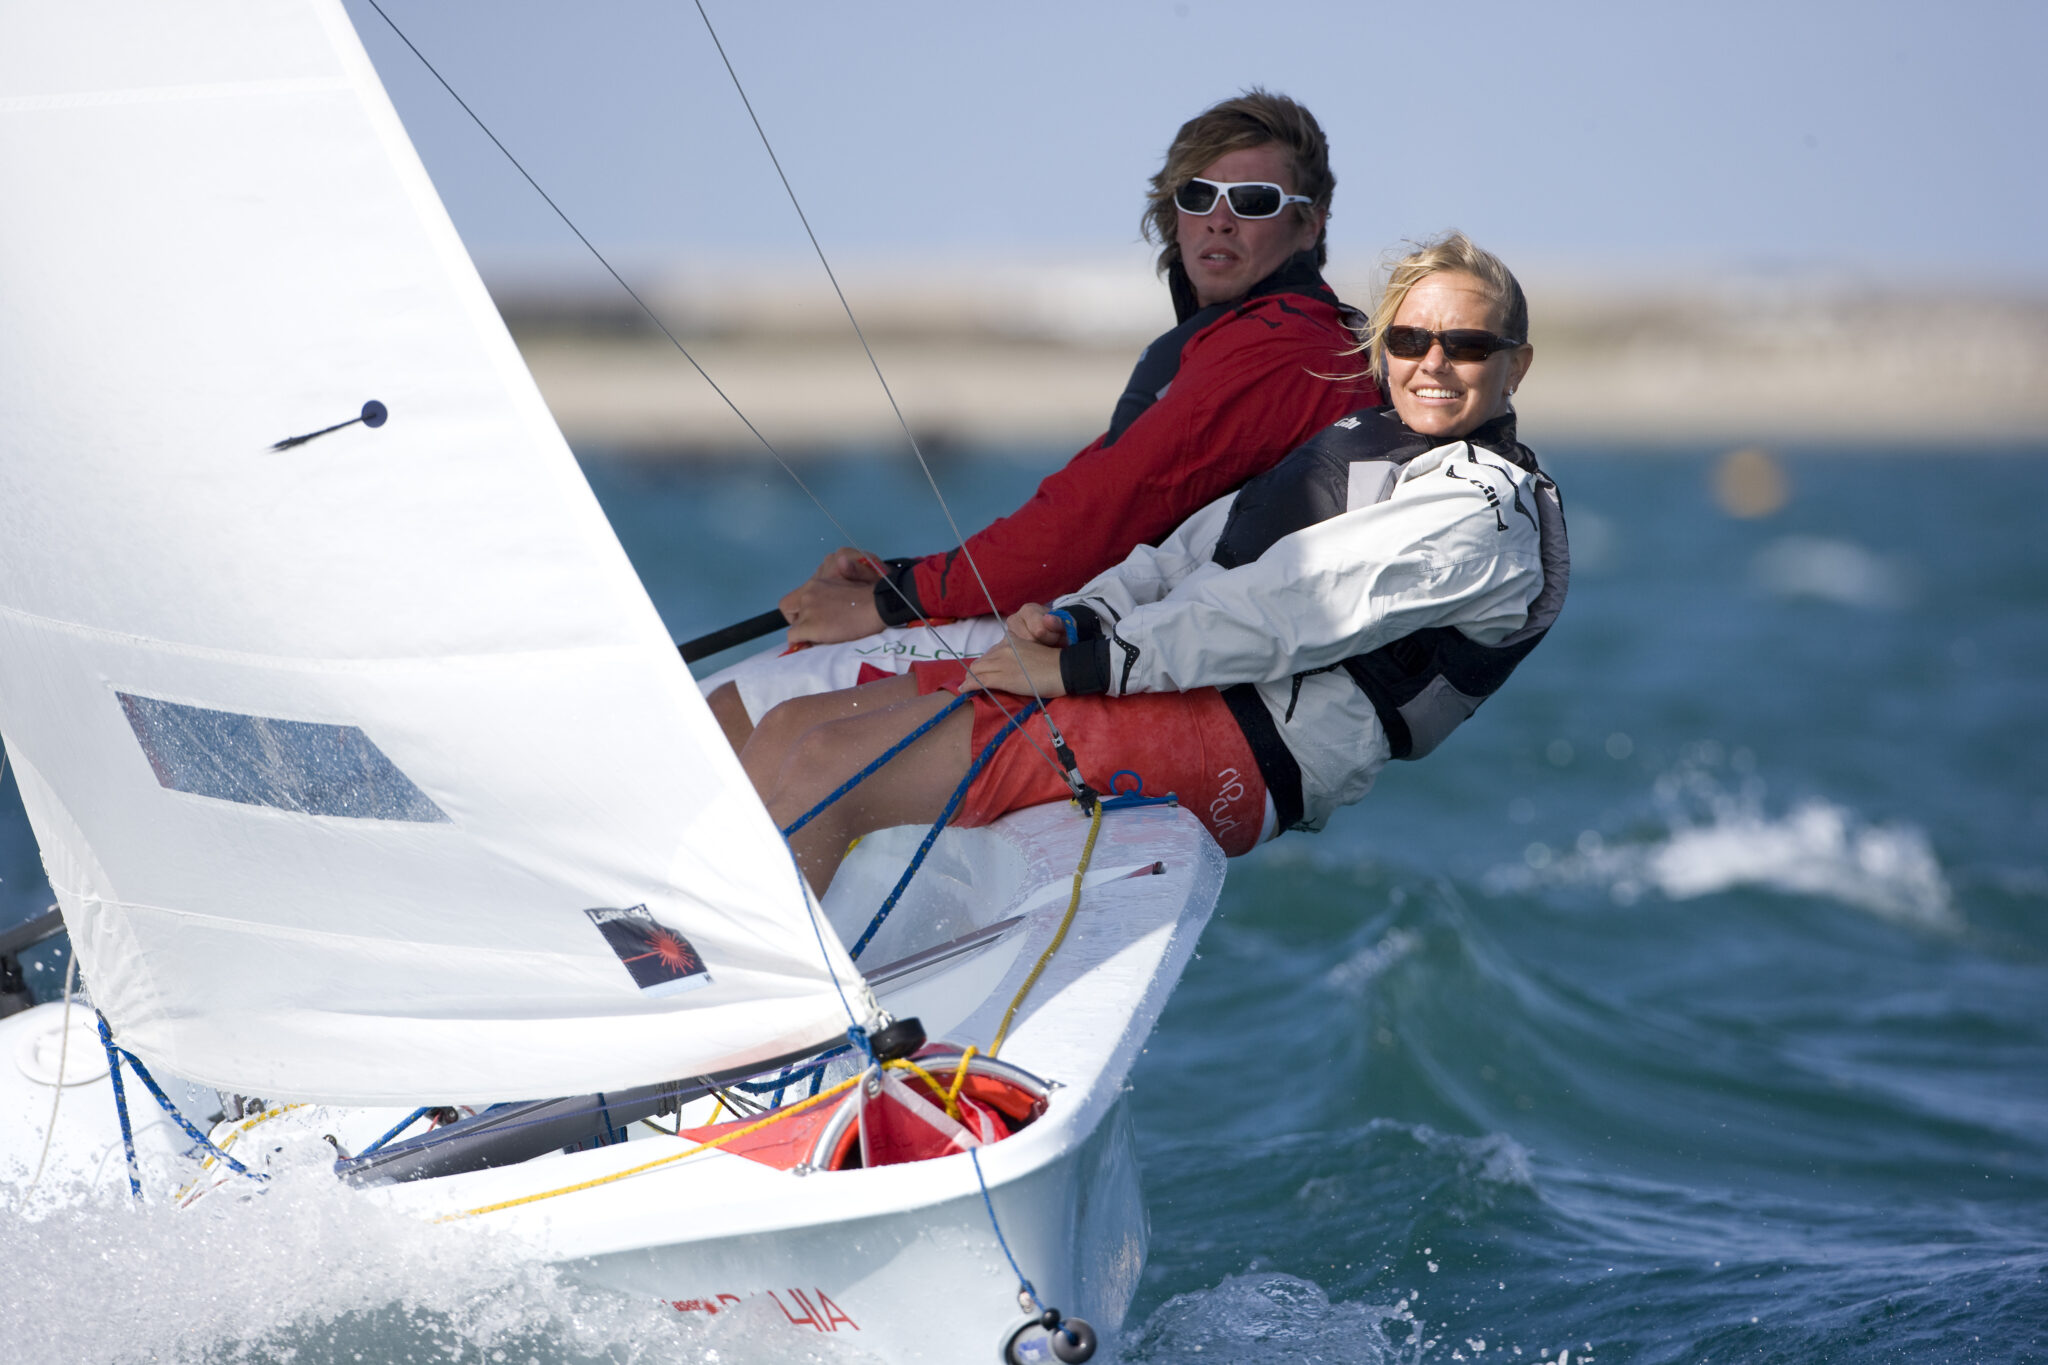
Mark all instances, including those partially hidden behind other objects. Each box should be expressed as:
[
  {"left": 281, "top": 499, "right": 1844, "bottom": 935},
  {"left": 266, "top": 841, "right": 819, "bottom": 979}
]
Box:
[
  {"left": 739, "top": 673, "right": 923, "bottom": 794},
  {"left": 750, "top": 685, "right": 971, "bottom": 895},
  {"left": 708, "top": 682, "right": 754, "bottom": 754}
]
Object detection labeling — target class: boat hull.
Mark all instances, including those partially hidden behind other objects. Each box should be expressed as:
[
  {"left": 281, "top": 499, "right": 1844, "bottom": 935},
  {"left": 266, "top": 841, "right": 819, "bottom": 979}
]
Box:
[
  {"left": 371, "top": 802, "right": 1223, "bottom": 1360},
  {"left": 0, "top": 802, "right": 1224, "bottom": 1361},
  {"left": 569, "top": 1096, "right": 1147, "bottom": 1358}
]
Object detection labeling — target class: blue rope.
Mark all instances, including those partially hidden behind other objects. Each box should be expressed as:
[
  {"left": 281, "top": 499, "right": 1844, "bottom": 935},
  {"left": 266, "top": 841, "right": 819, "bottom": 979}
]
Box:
[
  {"left": 359, "top": 1106, "right": 434, "bottom": 1157},
  {"left": 969, "top": 1146, "right": 1040, "bottom": 1312},
  {"left": 1099, "top": 792, "right": 1178, "bottom": 811},
  {"left": 96, "top": 1013, "right": 141, "bottom": 1201},
  {"left": 848, "top": 700, "right": 1041, "bottom": 961},
  {"left": 737, "top": 1043, "right": 851, "bottom": 1106},
  {"left": 593, "top": 1091, "right": 628, "bottom": 1147},
  {"left": 780, "top": 692, "right": 972, "bottom": 837},
  {"left": 1101, "top": 768, "right": 1178, "bottom": 811},
  {"left": 113, "top": 1044, "right": 265, "bottom": 1182}
]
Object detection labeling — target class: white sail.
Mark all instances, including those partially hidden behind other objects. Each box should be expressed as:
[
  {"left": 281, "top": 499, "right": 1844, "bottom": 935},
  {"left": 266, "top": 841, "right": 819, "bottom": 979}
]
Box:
[{"left": 0, "top": 0, "right": 869, "bottom": 1104}]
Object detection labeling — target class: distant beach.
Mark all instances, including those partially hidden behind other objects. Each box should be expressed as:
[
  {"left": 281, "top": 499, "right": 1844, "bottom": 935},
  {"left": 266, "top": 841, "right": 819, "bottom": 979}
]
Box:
[{"left": 486, "top": 255, "right": 2048, "bottom": 458}]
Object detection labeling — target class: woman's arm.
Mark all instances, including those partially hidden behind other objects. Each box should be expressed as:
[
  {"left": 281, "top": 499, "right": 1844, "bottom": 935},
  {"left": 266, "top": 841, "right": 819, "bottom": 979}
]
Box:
[
  {"left": 1060, "top": 444, "right": 1546, "bottom": 697},
  {"left": 956, "top": 493, "right": 1237, "bottom": 699}
]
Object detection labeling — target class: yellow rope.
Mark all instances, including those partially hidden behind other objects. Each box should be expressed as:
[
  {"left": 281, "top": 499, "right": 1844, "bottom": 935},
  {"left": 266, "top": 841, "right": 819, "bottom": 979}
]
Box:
[
  {"left": 893, "top": 1056, "right": 954, "bottom": 1119},
  {"left": 437, "top": 799, "right": 1110, "bottom": 1221},
  {"left": 176, "top": 1103, "right": 307, "bottom": 1205},
  {"left": 943, "top": 1045, "right": 979, "bottom": 1119},
  {"left": 990, "top": 801, "right": 1104, "bottom": 1057},
  {"left": 436, "top": 1074, "right": 864, "bottom": 1222},
  {"left": 208, "top": 1103, "right": 307, "bottom": 1162},
  {"left": 869, "top": 1044, "right": 981, "bottom": 1124}
]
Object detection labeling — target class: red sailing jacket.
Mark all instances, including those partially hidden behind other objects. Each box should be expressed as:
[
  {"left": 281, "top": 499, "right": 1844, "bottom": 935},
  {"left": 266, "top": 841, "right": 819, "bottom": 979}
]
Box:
[{"left": 876, "top": 254, "right": 1378, "bottom": 623}]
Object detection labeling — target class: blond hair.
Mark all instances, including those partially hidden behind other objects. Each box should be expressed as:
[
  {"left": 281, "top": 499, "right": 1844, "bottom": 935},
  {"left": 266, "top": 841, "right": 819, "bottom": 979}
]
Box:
[
  {"left": 1357, "top": 231, "right": 1529, "bottom": 380},
  {"left": 1142, "top": 89, "right": 1335, "bottom": 281}
]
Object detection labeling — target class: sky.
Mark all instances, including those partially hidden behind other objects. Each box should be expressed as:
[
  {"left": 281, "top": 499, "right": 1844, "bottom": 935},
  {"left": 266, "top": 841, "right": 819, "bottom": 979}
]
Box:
[{"left": 341, "top": 0, "right": 2048, "bottom": 289}]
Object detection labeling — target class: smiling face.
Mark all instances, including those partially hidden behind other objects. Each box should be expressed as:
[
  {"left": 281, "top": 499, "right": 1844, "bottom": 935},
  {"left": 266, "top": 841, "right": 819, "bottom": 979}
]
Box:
[
  {"left": 1385, "top": 271, "right": 1535, "bottom": 439},
  {"left": 1174, "top": 143, "right": 1324, "bottom": 308}
]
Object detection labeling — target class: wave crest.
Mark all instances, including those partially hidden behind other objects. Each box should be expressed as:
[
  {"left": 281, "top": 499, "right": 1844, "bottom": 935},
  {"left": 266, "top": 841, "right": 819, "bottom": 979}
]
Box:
[
  {"left": 1128, "top": 1272, "right": 1427, "bottom": 1364},
  {"left": 1488, "top": 763, "right": 1956, "bottom": 931}
]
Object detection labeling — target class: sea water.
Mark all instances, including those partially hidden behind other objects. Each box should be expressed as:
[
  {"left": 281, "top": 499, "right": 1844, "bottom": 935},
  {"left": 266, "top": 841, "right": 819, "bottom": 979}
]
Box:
[{"left": 2, "top": 448, "right": 2043, "bottom": 1363}]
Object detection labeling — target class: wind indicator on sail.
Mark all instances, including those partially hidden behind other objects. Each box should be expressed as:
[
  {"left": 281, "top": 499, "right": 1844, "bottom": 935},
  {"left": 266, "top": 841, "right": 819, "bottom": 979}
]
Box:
[{"left": 271, "top": 399, "right": 389, "bottom": 451}]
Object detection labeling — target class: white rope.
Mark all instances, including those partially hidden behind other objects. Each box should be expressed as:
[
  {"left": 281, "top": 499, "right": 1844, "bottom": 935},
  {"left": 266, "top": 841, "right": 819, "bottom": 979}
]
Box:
[{"left": 15, "top": 946, "right": 79, "bottom": 1211}]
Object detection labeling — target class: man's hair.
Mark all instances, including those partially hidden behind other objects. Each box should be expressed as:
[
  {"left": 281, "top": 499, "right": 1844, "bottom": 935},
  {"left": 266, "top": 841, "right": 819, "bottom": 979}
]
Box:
[
  {"left": 1142, "top": 89, "right": 1335, "bottom": 279},
  {"left": 1360, "top": 230, "right": 1530, "bottom": 380}
]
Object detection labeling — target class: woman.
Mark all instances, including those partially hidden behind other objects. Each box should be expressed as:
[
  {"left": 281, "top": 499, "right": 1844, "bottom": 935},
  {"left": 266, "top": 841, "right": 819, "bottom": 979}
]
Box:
[{"left": 744, "top": 232, "right": 1568, "bottom": 894}]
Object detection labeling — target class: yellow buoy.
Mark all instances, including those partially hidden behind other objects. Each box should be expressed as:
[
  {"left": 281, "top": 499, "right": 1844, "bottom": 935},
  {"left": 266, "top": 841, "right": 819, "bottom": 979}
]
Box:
[{"left": 1712, "top": 447, "right": 1790, "bottom": 519}]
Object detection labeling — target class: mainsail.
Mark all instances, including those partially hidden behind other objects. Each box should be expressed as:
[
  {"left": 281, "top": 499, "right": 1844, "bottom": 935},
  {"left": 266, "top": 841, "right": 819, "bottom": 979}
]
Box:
[{"left": 0, "top": 0, "right": 870, "bottom": 1103}]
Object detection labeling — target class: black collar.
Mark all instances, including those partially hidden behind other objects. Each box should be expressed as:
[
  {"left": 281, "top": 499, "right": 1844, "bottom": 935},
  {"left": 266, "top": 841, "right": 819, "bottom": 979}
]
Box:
[
  {"left": 1381, "top": 407, "right": 1532, "bottom": 469},
  {"left": 1168, "top": 249, "right": 1335, "bottom": 324}
]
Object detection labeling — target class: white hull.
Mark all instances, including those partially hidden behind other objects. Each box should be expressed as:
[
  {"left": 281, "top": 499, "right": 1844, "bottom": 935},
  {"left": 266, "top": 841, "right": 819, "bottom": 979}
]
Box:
[{"left": 1, "top": 801, "right": 1224, "bottom": 1360}]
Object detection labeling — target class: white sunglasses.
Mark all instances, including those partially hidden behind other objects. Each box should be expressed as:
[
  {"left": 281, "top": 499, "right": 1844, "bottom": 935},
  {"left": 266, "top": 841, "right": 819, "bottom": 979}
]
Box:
[{"left": 1173, "top": 177, "right": 1313, "bottom": 220}]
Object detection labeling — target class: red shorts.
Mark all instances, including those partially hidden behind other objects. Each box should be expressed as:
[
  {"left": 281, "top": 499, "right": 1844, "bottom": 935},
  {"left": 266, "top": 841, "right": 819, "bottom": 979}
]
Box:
[{"left": 906, "top": 660, "right": 1267, "bottom": 856}]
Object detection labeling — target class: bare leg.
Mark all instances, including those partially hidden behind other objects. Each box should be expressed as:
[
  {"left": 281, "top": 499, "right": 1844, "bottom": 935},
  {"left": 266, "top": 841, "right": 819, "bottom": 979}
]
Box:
[
  {"left": 748, "top": 682, "right": 972, "bottom": 895},
  {"left": 707, "top": 682, "right": 754, "bottom": 754},
  {"left": 739, "top": 673, "right": 924, "bottom": 794}
]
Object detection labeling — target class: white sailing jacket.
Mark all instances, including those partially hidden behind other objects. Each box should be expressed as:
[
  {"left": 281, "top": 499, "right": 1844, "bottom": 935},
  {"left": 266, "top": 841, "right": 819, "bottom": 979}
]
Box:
[{"left": 1054, "top": 420, "right": 1556, "bottom": 832}]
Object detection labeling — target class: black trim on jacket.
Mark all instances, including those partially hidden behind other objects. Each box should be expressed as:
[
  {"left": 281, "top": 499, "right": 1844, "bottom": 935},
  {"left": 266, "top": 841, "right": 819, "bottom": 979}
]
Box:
[
  {"left": 1221, "top": 683, "right": 1304, "bottom": 833},
  {"left": 1105, "top": 251, "right": 1339, "bottom": 447}
]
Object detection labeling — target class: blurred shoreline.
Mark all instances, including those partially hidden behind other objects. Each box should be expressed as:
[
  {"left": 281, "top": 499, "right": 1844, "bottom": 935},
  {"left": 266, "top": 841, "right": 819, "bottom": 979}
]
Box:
[{"left": 488, "top": 255, "right": 2048, "bottom": 457}]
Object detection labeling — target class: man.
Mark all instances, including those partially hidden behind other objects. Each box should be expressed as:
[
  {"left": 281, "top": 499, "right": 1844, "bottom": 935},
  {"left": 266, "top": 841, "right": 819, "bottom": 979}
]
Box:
[{"left": 705, "top": 89, "right": 1378, "bottom": 748}]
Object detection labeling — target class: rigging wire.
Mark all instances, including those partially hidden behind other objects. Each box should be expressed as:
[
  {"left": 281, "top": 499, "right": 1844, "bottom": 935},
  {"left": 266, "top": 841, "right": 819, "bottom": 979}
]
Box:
[
  {"left": 361, "top": 0, "right": 1074, "bottom": 788},
  {"left": 686, "top": 22, "right": 1100, "bottom": 1332},
  {"left": 351, "top": 21, "right": 1110, "bottom": 1211},
  {"left": 690, "top": 0, "right": 1084, "bottom": 793},
  {"left": 356, "top": 0, "right": 873, "bottom": 612},
  {"left": 353, "top": 1, "right": 1057, "bottom": 1056}
]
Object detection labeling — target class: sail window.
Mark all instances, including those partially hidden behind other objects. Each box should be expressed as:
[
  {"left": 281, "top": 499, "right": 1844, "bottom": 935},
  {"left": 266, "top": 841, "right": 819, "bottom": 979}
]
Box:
[{"left": 117, "top": 692, "right": 448, "bottom": 823}]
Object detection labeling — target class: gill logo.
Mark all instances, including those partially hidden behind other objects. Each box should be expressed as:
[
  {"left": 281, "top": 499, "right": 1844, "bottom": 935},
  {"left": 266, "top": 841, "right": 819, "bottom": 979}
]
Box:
[
  {"left": 1443, "top": 458, "right": 1508, "bottom": 531},
  {"left": 1209, "top": 766, "right": 1249, "bottom": 836}
]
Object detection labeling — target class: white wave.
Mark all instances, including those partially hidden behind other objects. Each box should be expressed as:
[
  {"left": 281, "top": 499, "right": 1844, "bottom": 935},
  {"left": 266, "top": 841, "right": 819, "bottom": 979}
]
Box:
[
  {"left": 1325, "top": 928, "right": 1423, "bottom": 991},
  {"left": 1751, "top": 535, "right": 1913, "bottom": 609},
  {"left": 0, "top": 1129, "right": 869, "bottom": 1365},
  {"left": 1422, "top": 1128, "right": 1536, "bottom": 1194},
  {"left": 1489, "top": 774, "right": 1957, "bottom": 932},
  {"left": 1644, "top": 799, "right": 1955, "bottom": 929},
  {"left": 1126, "top": 1272, "right": 1427, "bottom": 1364}
]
